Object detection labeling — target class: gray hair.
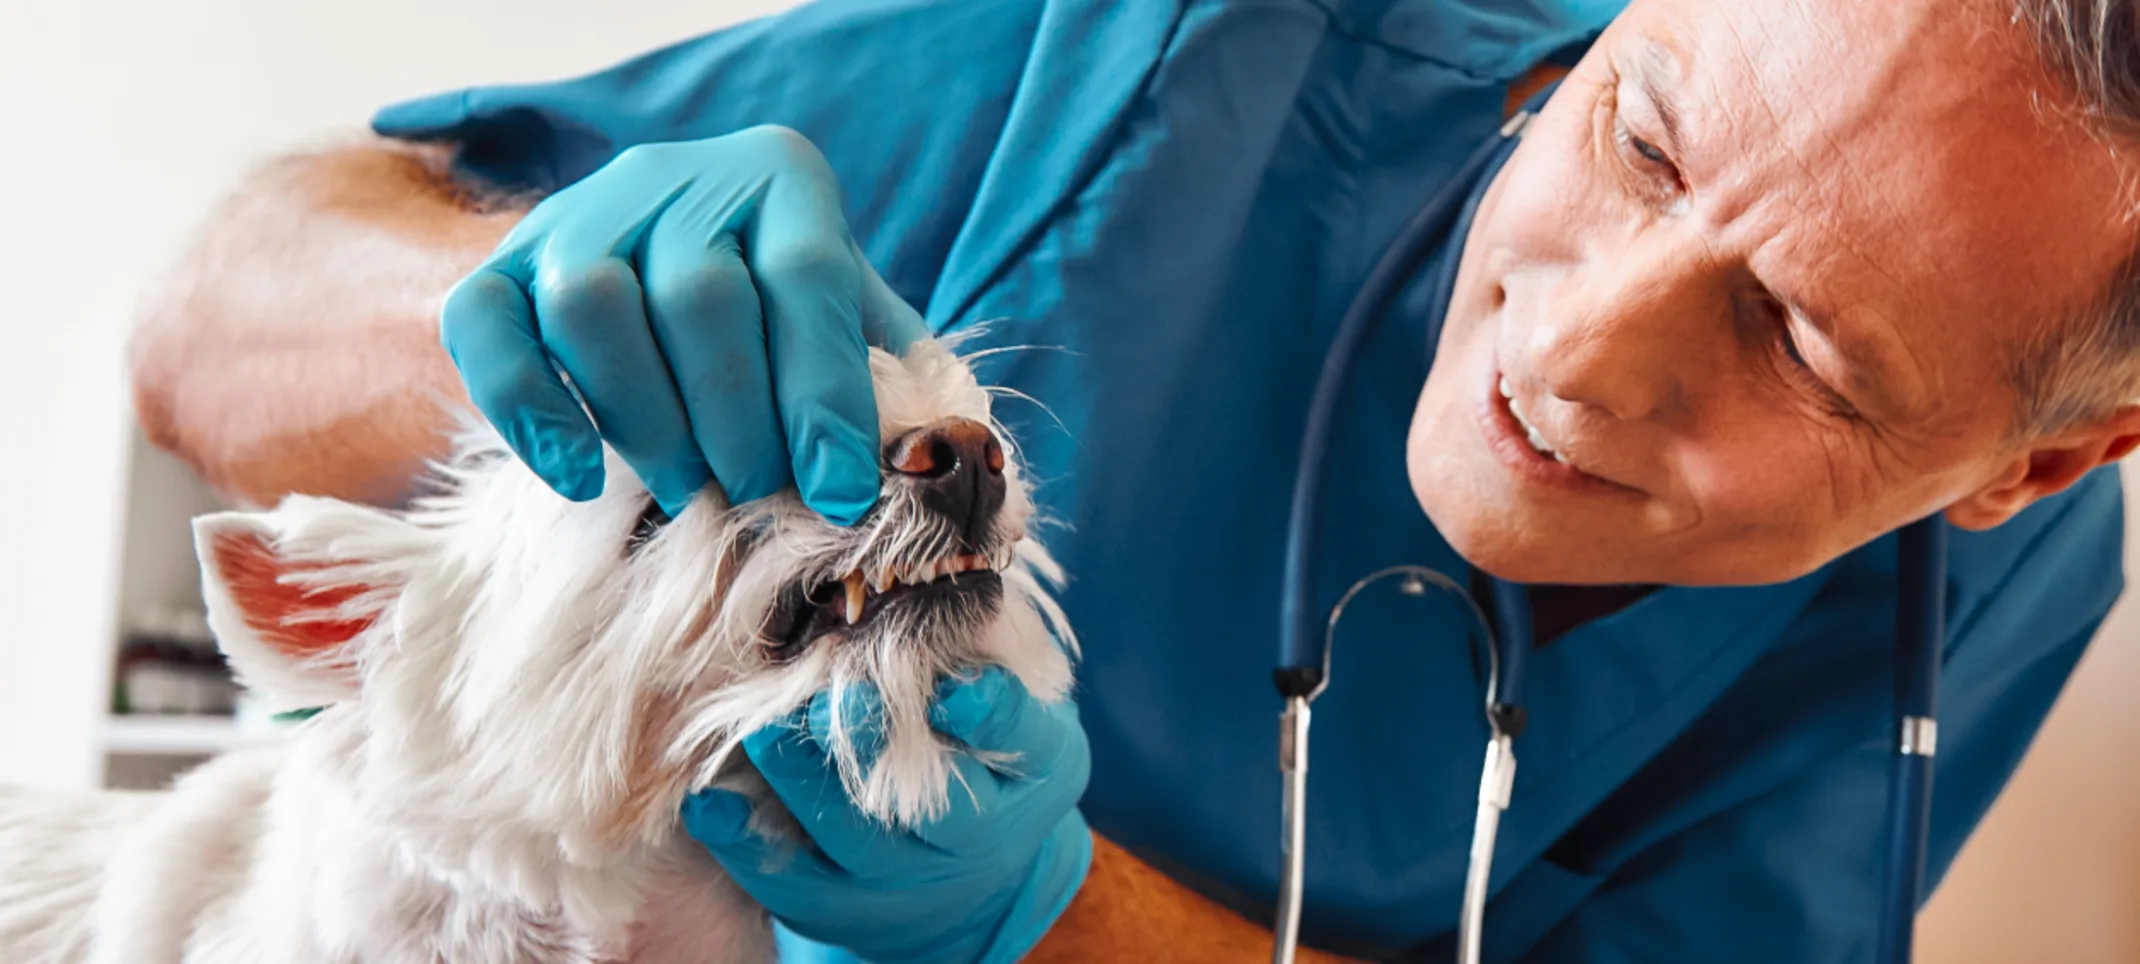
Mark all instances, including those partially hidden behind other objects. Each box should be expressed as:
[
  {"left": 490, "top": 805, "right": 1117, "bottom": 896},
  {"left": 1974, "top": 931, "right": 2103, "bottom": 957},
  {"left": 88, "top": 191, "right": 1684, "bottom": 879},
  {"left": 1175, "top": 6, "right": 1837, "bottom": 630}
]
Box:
[{"left": 2011, "top": 0, "right": 2140, "bottom": 435}]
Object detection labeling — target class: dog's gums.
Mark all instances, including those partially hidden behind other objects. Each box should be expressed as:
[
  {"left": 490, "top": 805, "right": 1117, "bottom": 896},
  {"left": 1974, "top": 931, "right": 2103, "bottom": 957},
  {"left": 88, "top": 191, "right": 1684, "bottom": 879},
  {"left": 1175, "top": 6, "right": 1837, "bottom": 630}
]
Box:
[{"left": 762, "top": 551, "right": 1012, "bottom": 656}]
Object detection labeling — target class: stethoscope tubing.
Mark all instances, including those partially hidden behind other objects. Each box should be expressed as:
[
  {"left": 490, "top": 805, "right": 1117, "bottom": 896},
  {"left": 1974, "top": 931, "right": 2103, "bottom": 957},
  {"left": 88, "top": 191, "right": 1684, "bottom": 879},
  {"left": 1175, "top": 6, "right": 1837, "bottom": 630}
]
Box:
[{"left": 1265, "top": 73, "right": 1947, "bottom": 964}]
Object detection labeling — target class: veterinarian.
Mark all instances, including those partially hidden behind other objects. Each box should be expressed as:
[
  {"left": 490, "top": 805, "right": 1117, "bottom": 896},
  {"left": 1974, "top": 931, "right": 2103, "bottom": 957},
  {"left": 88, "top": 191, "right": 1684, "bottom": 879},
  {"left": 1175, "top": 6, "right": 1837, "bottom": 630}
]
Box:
[{"left": 129, "top": 0, "right": 2140, "bottom": 960}]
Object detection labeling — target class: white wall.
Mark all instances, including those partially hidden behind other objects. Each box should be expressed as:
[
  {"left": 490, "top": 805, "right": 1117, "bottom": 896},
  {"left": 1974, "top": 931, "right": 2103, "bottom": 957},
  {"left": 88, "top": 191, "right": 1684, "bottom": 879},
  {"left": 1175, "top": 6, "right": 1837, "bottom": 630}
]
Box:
[{"left": 1, "top": 0, "right": 2136, "bottom": 958}]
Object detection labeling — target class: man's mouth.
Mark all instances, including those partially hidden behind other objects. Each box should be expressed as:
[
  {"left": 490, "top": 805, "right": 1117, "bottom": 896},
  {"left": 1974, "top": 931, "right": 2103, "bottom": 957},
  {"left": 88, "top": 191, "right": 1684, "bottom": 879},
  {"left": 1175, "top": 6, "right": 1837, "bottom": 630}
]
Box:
[
  {"left": 761, "top": 552, "right": 1004, "bottom": 652},
  {"left": 1478, "top": 369, "right": 1640, "bottom": 496},
  {"left": 1499, "top": 376, "right": 1569, "bottom": 463}
]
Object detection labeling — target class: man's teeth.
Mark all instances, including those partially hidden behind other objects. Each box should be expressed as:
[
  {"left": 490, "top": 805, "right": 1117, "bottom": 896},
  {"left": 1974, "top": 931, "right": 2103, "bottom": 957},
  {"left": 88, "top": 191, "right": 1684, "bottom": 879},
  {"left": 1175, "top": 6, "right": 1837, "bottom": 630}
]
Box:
[
  {"left": 830, "top": 553, "right": 1001, "bottom": 625},
  {"left": 1499, "top": 376, "right": 1570, "bottom": 464}
]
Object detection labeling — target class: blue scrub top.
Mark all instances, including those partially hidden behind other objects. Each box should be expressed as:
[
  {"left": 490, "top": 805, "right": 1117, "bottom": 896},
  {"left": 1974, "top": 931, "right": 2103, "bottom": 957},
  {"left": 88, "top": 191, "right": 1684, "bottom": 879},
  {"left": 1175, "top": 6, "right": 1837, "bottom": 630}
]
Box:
[{"left": 373, "top": 1, "right": 2128, "bottom": 959}]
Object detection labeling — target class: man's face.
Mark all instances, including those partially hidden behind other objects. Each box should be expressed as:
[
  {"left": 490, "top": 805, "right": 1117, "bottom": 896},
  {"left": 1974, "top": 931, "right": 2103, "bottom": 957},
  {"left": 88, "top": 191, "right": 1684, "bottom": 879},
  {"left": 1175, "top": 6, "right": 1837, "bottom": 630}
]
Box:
[{"left": 1410, "top": 0, "right": 2139, "bottom": 586}]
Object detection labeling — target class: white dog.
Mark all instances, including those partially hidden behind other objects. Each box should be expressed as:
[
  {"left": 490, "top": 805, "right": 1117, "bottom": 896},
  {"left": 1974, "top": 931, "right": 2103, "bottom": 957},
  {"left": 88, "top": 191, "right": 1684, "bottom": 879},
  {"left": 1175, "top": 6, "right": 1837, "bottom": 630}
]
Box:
[{"left": 0, "top": 338, "right": 1078, "bottom": 964}]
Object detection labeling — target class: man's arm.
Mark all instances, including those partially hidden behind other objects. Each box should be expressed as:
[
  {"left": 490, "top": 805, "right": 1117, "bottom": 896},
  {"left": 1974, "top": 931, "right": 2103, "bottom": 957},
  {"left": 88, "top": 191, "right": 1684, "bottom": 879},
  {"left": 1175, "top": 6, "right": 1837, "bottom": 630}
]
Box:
[
  {"left": 1027, "top": 834, "right": 1361, "bottom": 964},
  {"left": 127, "top": 137, "right": 525, "bottom": 508}
]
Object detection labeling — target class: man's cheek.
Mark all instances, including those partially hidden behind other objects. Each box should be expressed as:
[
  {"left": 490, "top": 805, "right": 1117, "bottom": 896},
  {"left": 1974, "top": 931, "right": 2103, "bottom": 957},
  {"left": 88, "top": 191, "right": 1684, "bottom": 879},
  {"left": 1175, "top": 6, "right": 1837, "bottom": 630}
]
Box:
[{"left": 1485, "top": 172, "right": 1571, "bottom": 252}]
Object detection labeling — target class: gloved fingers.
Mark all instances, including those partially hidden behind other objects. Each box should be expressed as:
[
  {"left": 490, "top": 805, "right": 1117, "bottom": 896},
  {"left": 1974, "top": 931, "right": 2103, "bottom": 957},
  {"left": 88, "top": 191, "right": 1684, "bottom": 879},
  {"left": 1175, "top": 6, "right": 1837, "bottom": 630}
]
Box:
[
  {"left": 905, "top": 751, "right": 1013, "bottom": 855},
  {"left": 529, "top": 254, "right": 713, "bottom": 517},
  {"left": 681, "top": 788, "right": 850, "bottom": 888},
  {"left": 739, "top": 151, "right": 880, "bottom": 527},
  {"left": 792, "top": 683, "right": 1059, "bottom": 859},
  {"left": 856, "top": 249, "right": 932, "bottom": 355},
  {"left": 640, "top": 225, "right": 792, "bottom": 509},
  {"left": 741, "top": 716, "right": 943, "bottom": 877},
  {"left": 911, "top": 715, "right": 1089, "bottom": 857},
  {"left": 802, "top": 681, "right": 890, "bottom": 767},
  {"left": 440, "top": 265, "right": 606, "bottom": 501},
  {"left": 928, "top": 668, "right": 1087, "bottom": 779},
  {"left": 369, "top": 90, "right": 469, "bottom": 139}
]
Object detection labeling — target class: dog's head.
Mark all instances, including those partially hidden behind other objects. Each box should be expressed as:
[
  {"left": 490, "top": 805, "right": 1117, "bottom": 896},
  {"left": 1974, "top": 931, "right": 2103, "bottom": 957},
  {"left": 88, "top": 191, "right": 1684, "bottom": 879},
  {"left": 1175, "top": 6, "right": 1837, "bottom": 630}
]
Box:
[{"left": 191, "top": 338, "right": 1075, "bottom": 866}]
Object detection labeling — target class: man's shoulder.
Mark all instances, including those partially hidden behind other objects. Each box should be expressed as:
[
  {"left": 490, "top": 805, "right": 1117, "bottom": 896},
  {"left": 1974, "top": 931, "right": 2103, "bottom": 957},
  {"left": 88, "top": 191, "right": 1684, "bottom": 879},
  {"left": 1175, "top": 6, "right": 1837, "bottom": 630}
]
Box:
[
  {"left": 371, "top": 0, "right": 1057, "bottom": 196},
  {"left": 1947, "top": 466, "right": 2125, "bottom": 611},
  {"left": 1796, "top": 467, "right": 2124, "bottom": 664},
  {"left": 1328, "top": 0, "right": 1626, "bottom": 80},
  {"left": 372, "top": 0, "right": 1084, "bottom": 306}
]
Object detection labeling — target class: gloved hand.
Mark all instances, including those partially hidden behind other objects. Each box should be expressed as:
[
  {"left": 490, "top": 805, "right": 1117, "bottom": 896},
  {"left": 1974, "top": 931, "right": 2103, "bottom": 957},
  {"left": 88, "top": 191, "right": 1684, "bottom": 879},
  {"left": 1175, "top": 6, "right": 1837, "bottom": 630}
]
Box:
[
  {"left": 434, "top": 125, "right": 930, "bottom": 523},
  {"left": 682, "top": 668, "right": 1093, "bottom": 964}
]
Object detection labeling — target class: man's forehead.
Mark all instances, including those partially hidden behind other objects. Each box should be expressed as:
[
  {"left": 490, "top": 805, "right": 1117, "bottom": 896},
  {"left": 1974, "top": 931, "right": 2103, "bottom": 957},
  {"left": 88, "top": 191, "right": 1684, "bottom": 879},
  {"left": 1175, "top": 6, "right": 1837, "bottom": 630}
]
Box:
[{"left": 1618, "top": 0, "right": 2136, "bottom": 402}]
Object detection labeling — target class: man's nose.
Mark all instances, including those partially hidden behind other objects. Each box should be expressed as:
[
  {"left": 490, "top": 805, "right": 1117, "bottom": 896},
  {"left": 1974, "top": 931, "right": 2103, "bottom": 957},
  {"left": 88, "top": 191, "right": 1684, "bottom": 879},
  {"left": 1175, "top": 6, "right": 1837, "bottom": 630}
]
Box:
[
  {"left": 1527, "top": 243, "right": 1710, "bottom": 421},
  {"left": 886, "top": 417, "right": 1006, "bottom": 548}
]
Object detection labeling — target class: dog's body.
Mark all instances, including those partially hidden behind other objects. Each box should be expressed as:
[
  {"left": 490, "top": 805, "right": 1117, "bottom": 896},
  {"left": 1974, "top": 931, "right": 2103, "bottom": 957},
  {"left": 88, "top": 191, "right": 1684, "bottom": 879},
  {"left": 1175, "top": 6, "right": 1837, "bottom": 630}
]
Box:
[
  {"left": 0, "top": 339, "right": 1076, "bottom": 964},
  {"left": 3, "top": 741, "right": 760, "bottom": 964}
]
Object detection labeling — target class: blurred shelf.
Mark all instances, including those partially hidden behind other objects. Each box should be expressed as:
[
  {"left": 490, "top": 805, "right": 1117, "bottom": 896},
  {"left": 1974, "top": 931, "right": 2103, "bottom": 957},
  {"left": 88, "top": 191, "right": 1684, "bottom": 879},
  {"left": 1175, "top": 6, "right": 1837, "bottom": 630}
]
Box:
[{"left": 101, "top": 715, "right": 278, "bottom": 756}]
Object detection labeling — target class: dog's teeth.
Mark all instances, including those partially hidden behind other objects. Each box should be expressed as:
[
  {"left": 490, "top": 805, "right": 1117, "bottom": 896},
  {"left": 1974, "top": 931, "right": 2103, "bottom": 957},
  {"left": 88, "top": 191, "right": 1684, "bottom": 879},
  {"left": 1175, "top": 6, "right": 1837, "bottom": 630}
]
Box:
[{"left": 843, "top": 571, "right": 865, "bottom": 624}]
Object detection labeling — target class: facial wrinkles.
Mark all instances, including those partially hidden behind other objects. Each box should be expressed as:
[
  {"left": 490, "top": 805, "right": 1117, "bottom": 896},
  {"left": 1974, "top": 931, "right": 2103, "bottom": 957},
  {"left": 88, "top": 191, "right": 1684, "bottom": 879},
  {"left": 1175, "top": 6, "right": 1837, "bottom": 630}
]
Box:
[
  {"left": 1677, "top": 6, "right": 1947, "bottom": 403},
  {"left": 1664, "top": 12, "right": 2012, "bottom": 506}
]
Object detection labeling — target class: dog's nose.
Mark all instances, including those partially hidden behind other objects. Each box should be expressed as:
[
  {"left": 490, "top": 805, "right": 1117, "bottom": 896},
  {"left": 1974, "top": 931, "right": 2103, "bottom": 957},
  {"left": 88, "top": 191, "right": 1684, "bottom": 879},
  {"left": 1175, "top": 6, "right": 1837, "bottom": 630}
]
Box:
[{"left": 887, "top": 417, "right": 1005, "bottom": 547}]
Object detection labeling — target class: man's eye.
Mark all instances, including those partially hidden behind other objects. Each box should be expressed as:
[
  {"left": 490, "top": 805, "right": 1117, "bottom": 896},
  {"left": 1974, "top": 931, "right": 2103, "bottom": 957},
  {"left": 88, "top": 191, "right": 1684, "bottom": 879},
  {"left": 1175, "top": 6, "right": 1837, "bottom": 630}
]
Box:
[
  {"left": 1628, "top": 134, "right": 1669, "bottom": 165},
  {"left": 1778, "top": 324, "right": 1812, "bottom": 370},
  {"left": 1746, "top": 294, "right": 1860, "bottom": 420},
  {"left": 1612, "top": 118, "right": 1683, "bottom": 192}
]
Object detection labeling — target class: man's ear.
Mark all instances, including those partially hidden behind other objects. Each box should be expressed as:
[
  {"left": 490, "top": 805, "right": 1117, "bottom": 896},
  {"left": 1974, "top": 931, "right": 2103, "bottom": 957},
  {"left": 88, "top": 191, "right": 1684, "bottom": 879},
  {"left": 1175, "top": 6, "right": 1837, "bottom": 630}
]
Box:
[
  {"left": 193, "top": 497, "right": 427, "bottom": 712},
  {"left": 1945, "top": 404, "right": 2140, "bottom": 530}
]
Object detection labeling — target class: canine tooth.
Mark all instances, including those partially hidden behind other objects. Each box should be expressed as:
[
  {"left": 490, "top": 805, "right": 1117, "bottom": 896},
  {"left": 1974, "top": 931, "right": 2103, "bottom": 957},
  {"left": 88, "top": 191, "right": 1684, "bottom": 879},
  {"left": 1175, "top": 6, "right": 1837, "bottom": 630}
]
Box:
[{"left": 843, "top": 571, "right": 865, "bottom": 624}]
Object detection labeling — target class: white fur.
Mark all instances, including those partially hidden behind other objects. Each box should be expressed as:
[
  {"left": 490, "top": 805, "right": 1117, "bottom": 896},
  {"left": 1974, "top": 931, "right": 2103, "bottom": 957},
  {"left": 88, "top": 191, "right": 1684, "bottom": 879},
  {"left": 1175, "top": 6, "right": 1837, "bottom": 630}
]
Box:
[{"left": 0, "top": 339, "right": 1076, "bottom": 963}]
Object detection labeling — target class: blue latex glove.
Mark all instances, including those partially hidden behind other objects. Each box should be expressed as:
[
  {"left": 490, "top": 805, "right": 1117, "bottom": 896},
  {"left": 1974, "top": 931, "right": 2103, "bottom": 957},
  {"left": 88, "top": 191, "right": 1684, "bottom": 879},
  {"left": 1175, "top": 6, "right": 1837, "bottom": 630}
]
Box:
[
  {"left": 682, "top": 668, "right": 1093, "bottom": 964},
  {"left": 436, "top": 125, "right": 930, "bottom": 522}
]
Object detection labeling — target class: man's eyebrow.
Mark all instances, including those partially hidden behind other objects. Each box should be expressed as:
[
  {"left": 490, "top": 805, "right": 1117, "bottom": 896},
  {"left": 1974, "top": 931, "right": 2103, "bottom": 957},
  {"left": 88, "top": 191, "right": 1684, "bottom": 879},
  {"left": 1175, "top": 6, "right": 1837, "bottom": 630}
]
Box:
[{"left": 1626, "top": 40, "right": 1688, "bottom": 151}]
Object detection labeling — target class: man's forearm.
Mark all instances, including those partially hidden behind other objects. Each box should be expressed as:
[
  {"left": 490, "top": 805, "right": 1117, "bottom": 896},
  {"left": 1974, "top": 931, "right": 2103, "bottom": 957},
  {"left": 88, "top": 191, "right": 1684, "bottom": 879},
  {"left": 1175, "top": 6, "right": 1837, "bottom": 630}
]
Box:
[
  {"left": 1027, "top": 833, "right": 1362, "bottom": 963},
  {"left": 128, "top": 135, "right": 523, "bottom": 508}
]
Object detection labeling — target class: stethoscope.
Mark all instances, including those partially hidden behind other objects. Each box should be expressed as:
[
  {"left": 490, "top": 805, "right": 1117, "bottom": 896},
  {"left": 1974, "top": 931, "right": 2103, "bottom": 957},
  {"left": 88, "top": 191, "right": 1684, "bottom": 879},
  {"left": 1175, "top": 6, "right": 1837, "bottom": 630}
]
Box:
[{"left": 1270, "top": 81, "right": 1949, "bottom": 964}]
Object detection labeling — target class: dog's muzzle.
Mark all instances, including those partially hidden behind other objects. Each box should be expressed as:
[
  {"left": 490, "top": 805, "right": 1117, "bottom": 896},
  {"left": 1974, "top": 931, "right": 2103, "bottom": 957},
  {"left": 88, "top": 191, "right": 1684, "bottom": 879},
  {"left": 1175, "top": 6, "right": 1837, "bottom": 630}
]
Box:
[{"left": 757, "top": 417, "right": 1012, "bottom": 660}]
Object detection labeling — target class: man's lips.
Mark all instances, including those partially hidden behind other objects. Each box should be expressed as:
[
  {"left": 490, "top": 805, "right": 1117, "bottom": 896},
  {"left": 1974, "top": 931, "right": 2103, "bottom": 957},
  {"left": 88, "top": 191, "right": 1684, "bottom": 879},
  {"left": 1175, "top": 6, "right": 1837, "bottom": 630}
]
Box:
[{"left": 1477, "top": 369, "right": 1641, "bottom": 495}]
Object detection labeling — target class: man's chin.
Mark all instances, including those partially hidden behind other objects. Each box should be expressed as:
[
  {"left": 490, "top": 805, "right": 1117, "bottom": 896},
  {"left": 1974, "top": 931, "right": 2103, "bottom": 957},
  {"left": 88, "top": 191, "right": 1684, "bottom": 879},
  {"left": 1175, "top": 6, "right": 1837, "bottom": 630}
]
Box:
[
  {"left": 1412, "top": 481, "right": 1561, "bottom": 582},
  {"left": 1411, "top": 476, "right": 1654, "bottom": 585}
]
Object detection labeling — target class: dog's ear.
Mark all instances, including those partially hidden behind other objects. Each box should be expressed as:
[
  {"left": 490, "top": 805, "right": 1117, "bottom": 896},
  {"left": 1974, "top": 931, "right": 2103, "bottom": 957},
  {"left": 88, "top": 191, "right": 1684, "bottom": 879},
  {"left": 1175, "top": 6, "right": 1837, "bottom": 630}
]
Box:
[{"left": 193, "top": 498, "right": 427, "bottom": 712}]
